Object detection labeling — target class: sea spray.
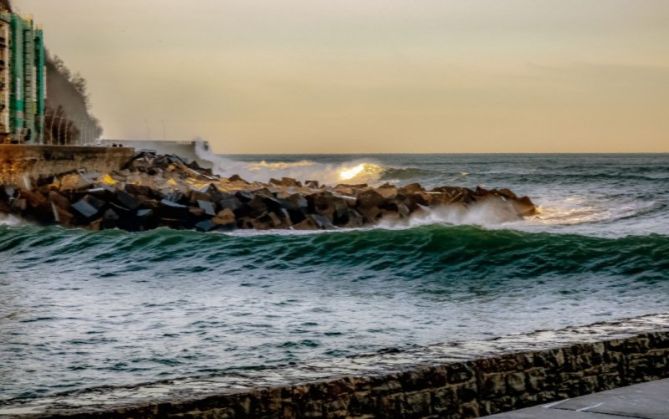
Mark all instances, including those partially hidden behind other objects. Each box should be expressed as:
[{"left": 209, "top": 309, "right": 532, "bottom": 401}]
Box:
[{"left": 195, "top": 139, "right": 388, "bottom": 185}]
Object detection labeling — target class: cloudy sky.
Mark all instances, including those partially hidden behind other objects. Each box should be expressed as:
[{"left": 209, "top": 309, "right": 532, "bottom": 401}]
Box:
[{"left": 13, "top": 0, "right": 669, "bottom": 153}]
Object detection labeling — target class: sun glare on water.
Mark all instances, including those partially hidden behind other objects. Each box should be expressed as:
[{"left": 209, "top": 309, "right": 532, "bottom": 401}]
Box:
[
  {"left": 339, "top": 164, "right": 366, "bottom": 181},
  {"left": 338, "top": 163, "right": 385, "bottom": 183}
]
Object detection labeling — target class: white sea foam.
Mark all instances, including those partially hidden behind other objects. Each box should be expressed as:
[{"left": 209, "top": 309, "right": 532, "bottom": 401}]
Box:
[
  {"left": 0, "top": 214, "right": 24, "bottom": 227},
  {"left": 195, "top": 140, "right": 386, "bottom": 185}
]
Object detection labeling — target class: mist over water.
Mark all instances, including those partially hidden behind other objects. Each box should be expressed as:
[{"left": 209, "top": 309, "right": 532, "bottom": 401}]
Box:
[{"left": 1, "top": 153, "right": 668, "bottom": 401}]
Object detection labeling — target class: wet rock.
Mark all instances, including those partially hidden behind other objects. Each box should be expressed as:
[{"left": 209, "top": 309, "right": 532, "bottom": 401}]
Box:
[
  {"left": 377, "top": 184, "right": 398, "bottom": 200},
  {"left": 4, "top": 186, "right": 17, "bottom": 199},
  {"left": 21, "top": 190, "right": 49, "bottom": 209},
  {"left": 72, "top": 198, "right": 99, "bottom": 219},
  {"left": 228, "top": 174, "right": 247, "bottom": 183},
  {"left": 309, "top": 214, "right": 335, "bottom": 230},
  {"left": 0, "top": 150, "right": 537, "bottom": 232},
  {"left": 213, "top": 208, "right": 236, "bottom": 227},
  {"left": 160, "top": 199, "right": 189, "bottom": 219},
  {"left": 197, "top": 200, "right": 217, "bottom": 216},
  {"left": 356, "top": 189, "right": 385, "bottom": 209},
  {"left": 292, "top": 217, "right": 317, "bottom": 230},
  {"left": 50, "top": 203, "right": 74, "bottom": 225},
  {"left": 235, "top": 190, "right": 254, "bottom": 203},
  {"left": 137, "top": 208, "right": 154, "bottom": 220},
  {"left": 48, "top": 191, "right": 71, "bottom": 210},
  {"left": 195, "top": 219, "right": 218, "bottom": 232},
  {"left": 102, "top": 208, "right": 121, "bottom": 229},
  {"left": 400, "top": 183, "right": 425, "bottom": 194},
  {"left": 11, "top": 198, "right": 27, "bottom": 212},
  {"left": 512, "top": 196, "right": 538, "bottom": 216},
  {"left": 125, "top": 184, "right": 155, "bottom": 198},
  {"left": 188, "top": 207, "right": 206, "bottom": 218},
  {"left": 270, "top": 177, "right": 302, "bottom": 188},
  {"left": 357, "top": 205, "right": 382, "bottom": 223},
  {"left": 220, "top": 197, "right": 243, "bottom": 212}
]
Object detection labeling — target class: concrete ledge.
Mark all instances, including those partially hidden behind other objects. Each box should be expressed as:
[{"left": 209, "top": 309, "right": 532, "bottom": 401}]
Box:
[
  {"left": 0, "top": 145, "right": 135, "bottom": 187},
  {"left": 0, "top": 313, "right": 667, "bottom": 418}
]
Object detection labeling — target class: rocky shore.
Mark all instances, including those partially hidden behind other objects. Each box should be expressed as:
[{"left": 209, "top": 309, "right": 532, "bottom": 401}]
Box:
[{"left": 0, "top": 151, "right": 537, "bottom": 231}]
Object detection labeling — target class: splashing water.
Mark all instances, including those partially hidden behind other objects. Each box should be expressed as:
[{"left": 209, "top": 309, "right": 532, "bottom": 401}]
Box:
[{"left": 195, "top": 139, "right": 386, "bottom": 185}]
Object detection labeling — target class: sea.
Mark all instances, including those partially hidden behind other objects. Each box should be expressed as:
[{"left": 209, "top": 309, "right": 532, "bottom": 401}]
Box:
[{"left": 1, "top": 153, "right": 668, "bottom": 402}]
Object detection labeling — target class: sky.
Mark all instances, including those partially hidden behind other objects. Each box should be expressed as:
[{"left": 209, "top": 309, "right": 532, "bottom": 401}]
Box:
[{"left": 13, "top": 0, "right": 669, "bottom": 153}]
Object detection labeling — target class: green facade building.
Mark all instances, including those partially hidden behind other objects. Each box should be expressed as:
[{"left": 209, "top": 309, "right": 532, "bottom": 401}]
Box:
[{"left": 0, "top": 11, "right": 45, "bottom": 144}]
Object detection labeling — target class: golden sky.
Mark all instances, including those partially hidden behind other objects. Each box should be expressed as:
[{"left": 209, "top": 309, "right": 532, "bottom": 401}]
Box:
[{"left": 14, "top": 0, "right": 669, "bottom": 153}]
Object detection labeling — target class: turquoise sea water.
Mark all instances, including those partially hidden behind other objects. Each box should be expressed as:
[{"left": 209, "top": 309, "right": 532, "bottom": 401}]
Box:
[{"left": 1, "top": 154, "right": 668, "bottom": 401}]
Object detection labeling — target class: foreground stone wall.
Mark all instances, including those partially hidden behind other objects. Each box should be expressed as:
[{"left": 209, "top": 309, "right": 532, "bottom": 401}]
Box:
[
  {"left": 0, "top": 145, "right": 134, "bottom": 187},
  {"left": 126, "top": 333, "right": 669, "bottom": 418},
  {"left": 2, "top": 314, "right": 667, "bottom": 418}
]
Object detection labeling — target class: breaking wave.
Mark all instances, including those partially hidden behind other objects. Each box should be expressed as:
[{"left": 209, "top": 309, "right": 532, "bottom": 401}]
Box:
[
  {"left": 195, "top": 140, "right": 393, "bottom": 185},
  {"left": 1, "top": 224, "right": 667, "bottom": 281}
]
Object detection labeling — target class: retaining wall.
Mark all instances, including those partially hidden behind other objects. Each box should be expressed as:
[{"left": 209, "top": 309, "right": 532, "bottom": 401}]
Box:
[
  {"left": 1, "top": 314, "right": 667, "bottom": 418},
  {"left": 0, "top": 145, "right": 134, "bottom": 187}
]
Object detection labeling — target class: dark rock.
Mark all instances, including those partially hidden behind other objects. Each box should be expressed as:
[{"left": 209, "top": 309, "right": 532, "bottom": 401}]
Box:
[
  {"left": 101, "top": 209, "right": 120, "bottom": 229},
  {"left": 72, "top": 199, "right": 99, "bottom": 219},
  {"left": 512, "top": 196, "right": 538, "bottom": 216},
  {"left": 125, "top": 184, "right": 155, "bottom": 198},
  {"left": 292, "top": 217, "right": 317, "bottom": 230},
  {"left": 84, "top": 194, "right": 107, "bottom": 210},
  {"left": 103, "top": 208, "right": 120, "bottom": 222},
  {"left": 220, "top": 197, "right": 243, "bottom": 212},
  {"left": 228, "top": 174, "right": 248, "bottom": 183},
  {"left": 114, "top": 191, "right": 140, "bottom": 211},
  {"left": 310, "top": 214, "right": 334, "bottom": 230},
  {"left": 50, "top": 203, "right": 74, "bottom": 225},
  {"left": 48, "top": 191, "right": 70, "bottom": 210},
  {"left": 189, "top": 190, "right": 212, "bottom": 203},
  {"left": 4, "top": 186, "right": 16, "bottom": 199},
  {"left": 235, "top": 190, "right": 254, "bottom": 203},
  {"left": 279, "top": 194, "right": 308, "bottom": 211},
  {"left": 270, "top": 177, "right": 302, "bottom": 188},
  {"left": 195, "top": 219, "right": 218, "bottom": 232},
  {"left": 400, "top": 183, "right": 425, "bottom": 194},
  {"left": 357, "top": 205, "right": 382, "bottom": 223},
  {"left": 137, "top": 208, "right": 154, "bottom": 219},
  {"left": 356, "top": 189, "right": 385, "bottom": 209},
  {"left": 205, "top": 184, "right": 227, "bottom": 202},
  {"left": 11, "top": 198, "right": 27, "bottom": 212},
  {"left": 161, "top": 199, "right": 187, "bottom": 209},
  {"left": 189, "top": 207, "right": 206, "bottom": 218},
  {"left": 160, "top": 198, "right": 189, "bottom": 219},
  {"left": 21, "top": 190, "right": 48, "bottom": 209},
  {"left": 197, "top": 200, "right": 217, "bottom": 216}
]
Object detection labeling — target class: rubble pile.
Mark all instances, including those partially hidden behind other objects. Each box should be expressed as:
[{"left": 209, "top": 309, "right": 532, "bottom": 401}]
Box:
[{"left": 0, "top": 152, "right": 537, "bottom": 231}]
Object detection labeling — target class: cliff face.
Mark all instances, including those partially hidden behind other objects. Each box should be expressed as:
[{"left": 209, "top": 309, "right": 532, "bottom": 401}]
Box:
[{"left": 45, "top": 55, "right": 103, "bottom": 145}]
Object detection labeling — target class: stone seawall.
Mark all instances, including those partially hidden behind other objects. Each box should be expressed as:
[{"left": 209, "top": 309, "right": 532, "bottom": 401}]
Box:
[
  {"left": 1, "top": 314, "right": 667, "bottom": 418},
  {"left": 0, "top": 145, "right": 134, "bottom": 187}
]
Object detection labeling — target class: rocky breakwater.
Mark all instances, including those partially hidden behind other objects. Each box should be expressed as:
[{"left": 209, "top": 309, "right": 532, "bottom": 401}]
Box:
[{"left": 0, "top": 152, "right": 537, "bottom": 231}]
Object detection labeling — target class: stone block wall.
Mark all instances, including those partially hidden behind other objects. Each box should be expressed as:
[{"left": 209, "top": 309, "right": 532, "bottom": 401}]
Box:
[
  {"left": 0, "top": 145, "right": 134, "bottom": 187},
  {"left": 5, "top": 323, "right": 666, "bottom": 419},
  {"left": 173, "top": 333, "right": 666, "bottom": 418}
]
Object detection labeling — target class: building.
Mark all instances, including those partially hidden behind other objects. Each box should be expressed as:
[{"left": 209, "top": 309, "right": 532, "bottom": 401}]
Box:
[{"left": 0, "top": 11, "right": 46, "bottom": 144}]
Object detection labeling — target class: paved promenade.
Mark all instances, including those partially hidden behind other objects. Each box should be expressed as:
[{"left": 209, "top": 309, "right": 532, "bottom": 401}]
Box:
[{"left": 485, "top": 378, "right": 669, "bottom": 419}]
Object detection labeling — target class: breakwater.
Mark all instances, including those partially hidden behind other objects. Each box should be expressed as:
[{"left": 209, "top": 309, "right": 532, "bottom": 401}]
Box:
[
  {"left": 0, "top": 150, "right": 536, "bottom": 231},
  {"left": 0, "top": 145, "right": 134, "bottom": 188},
  {"left": 1, "top": 313, "right": 666, "bottom": 418}
]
